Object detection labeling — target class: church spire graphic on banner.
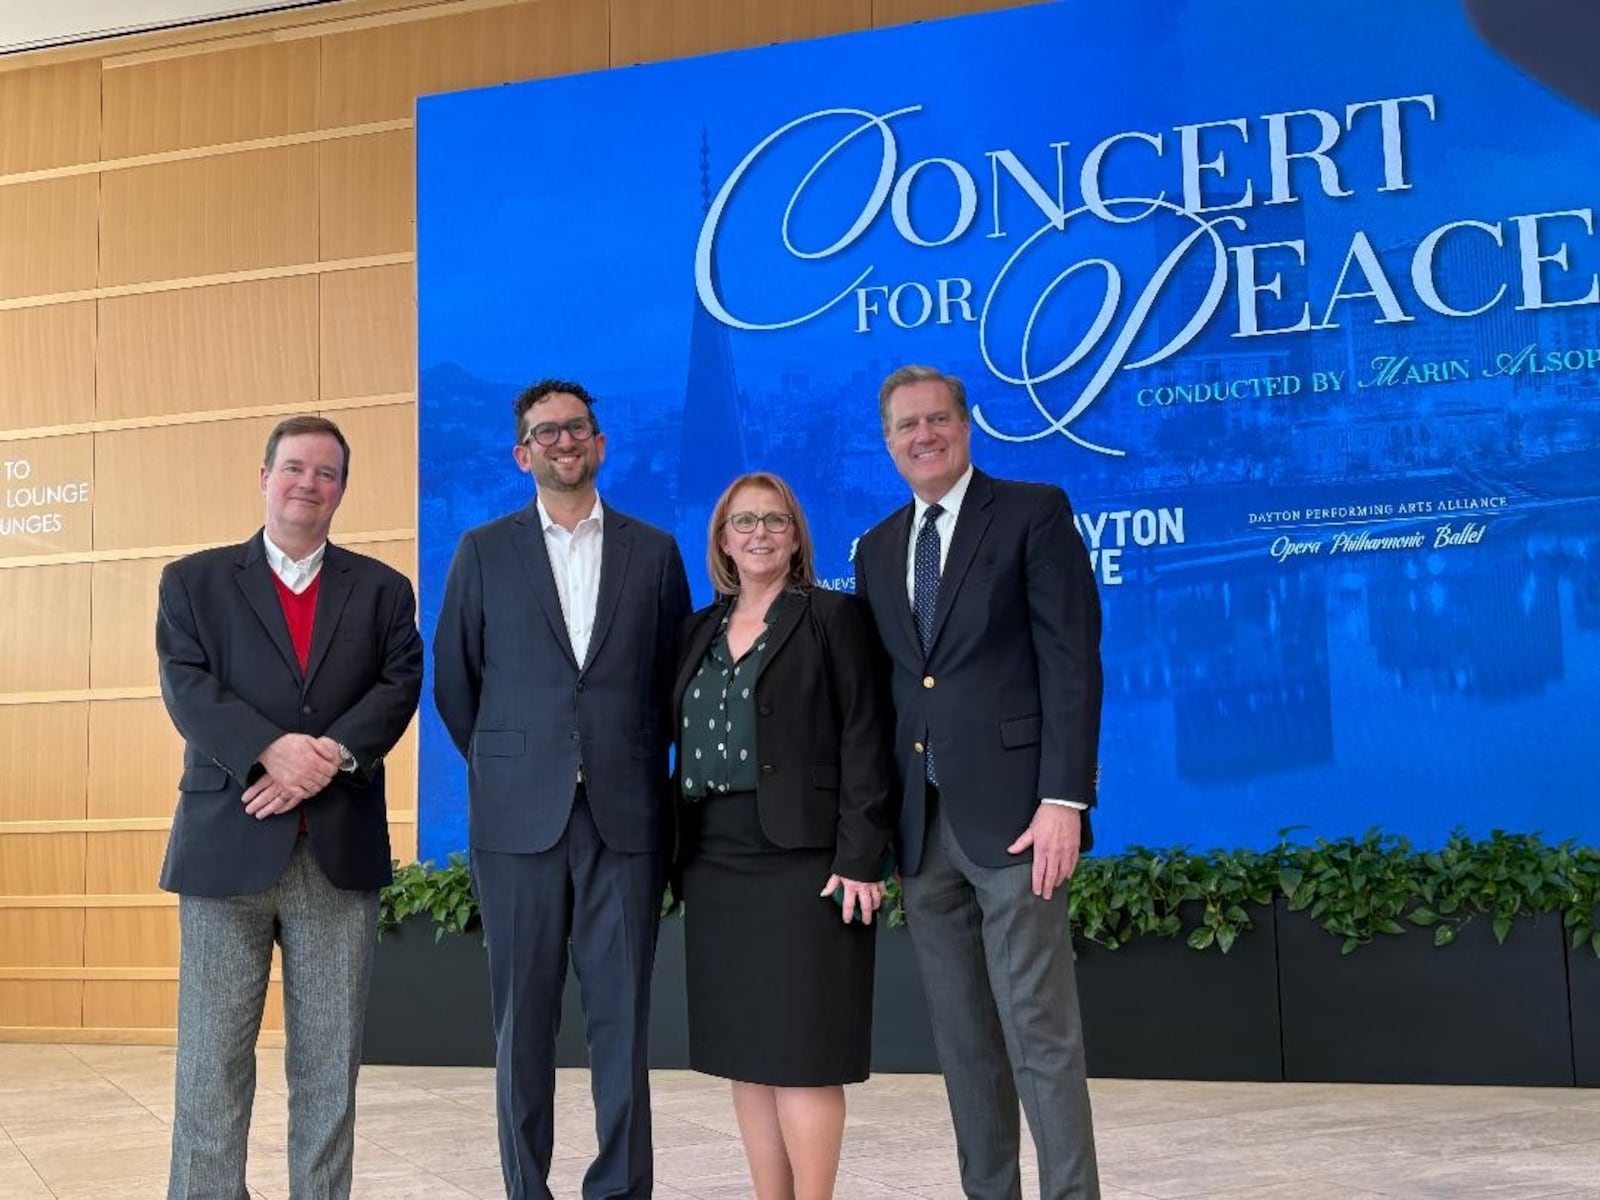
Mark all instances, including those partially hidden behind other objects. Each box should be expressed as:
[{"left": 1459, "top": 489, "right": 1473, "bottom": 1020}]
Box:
[{"left": 678, "top": 128, "right": 748, "bottom": 525}]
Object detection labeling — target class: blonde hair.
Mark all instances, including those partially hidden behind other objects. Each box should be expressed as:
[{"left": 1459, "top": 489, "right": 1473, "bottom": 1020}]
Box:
[{"left": 705, "top": 472, "right": 816, "bottom": 596}]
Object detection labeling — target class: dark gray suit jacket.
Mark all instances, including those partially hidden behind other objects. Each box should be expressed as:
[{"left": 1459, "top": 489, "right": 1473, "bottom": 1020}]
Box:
[
  {"left": 156, "top": 533, "right": 424, "bottom": 897},
  {"left": 433, "top": 499, "right": 691, "bottom": 855},
  {"left": 854, "top": 469, "right": 1103, "bottom": 874}
]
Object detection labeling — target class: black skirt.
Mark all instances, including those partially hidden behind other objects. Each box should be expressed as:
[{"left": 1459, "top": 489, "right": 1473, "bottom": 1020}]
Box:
[{"left": 680, "top": 790, "right": 876, "bottom": 1086}]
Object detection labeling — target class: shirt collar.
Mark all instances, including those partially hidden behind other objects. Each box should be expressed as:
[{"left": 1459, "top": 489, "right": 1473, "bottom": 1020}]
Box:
[
  {"left": 913, "top": 464, "right": 975, "bottom": 526},
  {"left": 536, "top": 494, "right": 605, "bottom": 535},
  {"left": 262, "top": 530, "right": 327, "bottom": 578}
]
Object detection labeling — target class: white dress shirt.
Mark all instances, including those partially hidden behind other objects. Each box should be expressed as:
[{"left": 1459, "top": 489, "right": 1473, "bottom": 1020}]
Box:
[
  {"left": 902, "top": 466, "right": 1084, "bottom": 811},
  {"left": 904, "top": 464, "right": 974, "bottom": 603},
  {"left": 538, "top": 495, "right": 604, "bottom": 667},
  {"left": 262, "top": 532, "right": 326, "bottom": 594}
]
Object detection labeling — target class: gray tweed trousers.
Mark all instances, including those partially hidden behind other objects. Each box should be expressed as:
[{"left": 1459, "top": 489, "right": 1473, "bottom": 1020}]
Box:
[{"left": 167, "top": 836, "right": 378, "bottom": 1200}]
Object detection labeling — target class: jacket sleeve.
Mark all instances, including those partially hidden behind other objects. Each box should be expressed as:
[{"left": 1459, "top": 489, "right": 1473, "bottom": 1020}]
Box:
[
  {"left": 1025, "top": 487, "right": 1103, "bottom": 805},
  {"left": 155, "top": 562, "right": 283, "bottom": 782},
  {"left": 432, "top": 531, "right": 486, "bottom": 758},
  {"left": 322, "top": 571, "right": 424, "bottom": 780},
  {"left": 656, "top": 539, "right": 693, "bottom": 765},
  {"left": 821, "top": 592, "right": 897, "bottom": 881}
]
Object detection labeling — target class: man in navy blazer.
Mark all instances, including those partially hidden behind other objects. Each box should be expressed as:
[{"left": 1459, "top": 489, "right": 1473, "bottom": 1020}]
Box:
[
  {"left": 157, "top": 415, "right": 423, "bottom": 1198},
  {"left": 854, "top": 366, "right": 1104, "bottom": 1200},
  {"left": 434, "top": 379, "right": 691, "bottom": 1200}
]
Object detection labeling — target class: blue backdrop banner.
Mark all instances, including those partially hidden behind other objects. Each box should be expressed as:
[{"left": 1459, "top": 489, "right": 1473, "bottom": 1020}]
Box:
[{"left": 417, "top": 0, "right": 1600, "bottom": 863}]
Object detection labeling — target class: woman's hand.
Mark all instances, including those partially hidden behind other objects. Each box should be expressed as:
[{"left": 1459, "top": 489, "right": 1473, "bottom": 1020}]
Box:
[{"left": 821, "top": 874, "right": 885, "bottom": 925}]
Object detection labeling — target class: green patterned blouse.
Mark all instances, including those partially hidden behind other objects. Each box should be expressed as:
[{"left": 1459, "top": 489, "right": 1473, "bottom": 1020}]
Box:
[{"left": 679, "top": 596, "right": 790, "bottom": 798}]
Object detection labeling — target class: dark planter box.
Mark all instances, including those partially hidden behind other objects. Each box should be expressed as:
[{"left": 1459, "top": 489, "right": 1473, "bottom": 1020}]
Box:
[
  {"left": 1277, "top": 902, "right": 1574, "bottom": 1086},
  {"left": 1075, "top": 902, "right": 1283, "bottom": 1081},
  {"left": 1567, "top": 909, "right": 1600, "bottom": 1087},
  {"left": 871, "top": 926, "right": 939, "bottom": 1072},
  {"left": 363, "top": 914, "right": 495, "bottom": 1067},
  {"left": 365, "top": 913, "right": 690, "bottom": 1069}
]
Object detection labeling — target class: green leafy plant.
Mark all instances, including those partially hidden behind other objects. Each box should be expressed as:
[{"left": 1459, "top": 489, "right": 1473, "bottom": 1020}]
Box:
[
  {"left": 379, "top": 854, "right": 478, "bottom": 941},
  {"left": 377, "top": 831, "right": 1600, "bottom": 959},
  {"left": 1277, "top": 828, "right": 1420, "bottom": 955},
  {"left": 1069, "top": 845, "right": 1276, "bottom": 952}
]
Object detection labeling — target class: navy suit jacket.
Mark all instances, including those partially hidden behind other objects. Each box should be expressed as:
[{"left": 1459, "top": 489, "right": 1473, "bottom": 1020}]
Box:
[
  {"left": 433, "top": 499, "right": 691, "bottom": 855},
  {"left": 156, "top": 533, "right": 424, "bottom": 897},
  {"left": 854, "top": 469, "right": 1103, "bottom": 874}
]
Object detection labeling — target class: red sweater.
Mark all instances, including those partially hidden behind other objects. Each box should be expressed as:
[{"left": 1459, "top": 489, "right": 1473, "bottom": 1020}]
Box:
[
  {"left": 272, "top": 573, "right": 320, "bottom": 670},
  {"left": 272, "top": 573, "right": 320, "bottom": 832}
]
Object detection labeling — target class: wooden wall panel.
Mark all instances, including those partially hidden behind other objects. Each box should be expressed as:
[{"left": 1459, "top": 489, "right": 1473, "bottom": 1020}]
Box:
[
  {"left": 0, "top": 563, "right": 91, "bottom": 692},
  {"left": 89, "top": 558, "right": 170, "bottom": 690},
  {"left": 609, "top": 0, "right": 870, "bottom": 65},
  {"left": 85, "top": 831, "right": 169, "bottom": 896},
  {"left": 0, "top": 703, "right": 88, "bottom": 822},
  {"left": 0, "top": 60, "right": 99, "bottom": 174},
  {"left": 319, "top": 130, "right": 412, "bottom": 261},
  {"left": 0, "top": 982, "right": 81, "bottom": 1027},
  {"left": 872, "top": 0, "right": 1043, "bottom": 26},
  {"left": 0, "top": 434, "right": 94, "bottom": 559},
  {"left": 325, "top": 404, "right": 415, "bottom": 534},
  {"left": 0, "top": 834, "right": 85, "bottom": 895},
  {"left": 99, "top": 146, "right": 318, "bottom": 287},
  {"left": 87, "top": 700, "right": 183, "bottom": 821},
  {"left": 319, "top": 0, "right": 609, "bottom": 127},
  {"left": 102, "top": 39, "right": 320, "bottom": 159},
  {"left": 0, "top": 910, "right": 84, "bottom": 969},
  {"left": 83, "top": 981, "right": 175, "bottom": 1029},
  {"left": 0, "top": 303, "right": 96, "bottom": 431},
  {"left": 0, "top": 176, "right": 98, "bottom": 300},
  {"left": 97, "top": 277, "right": 319, "bottom": 420},
  {"left": 361, "top": 538, "right": 415, "bottom": 579},
  {"left": 84, "top": 908, "right": 179, "bottom": 969},
  {"left": 320, "top": 266, "right": 413, "bottom": 400},
  {"left": 92, "top": 419, "right": 276, "bottom": 550}
]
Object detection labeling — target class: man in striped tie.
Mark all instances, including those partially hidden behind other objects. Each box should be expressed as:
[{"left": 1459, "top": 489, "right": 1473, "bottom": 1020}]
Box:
[{"left": 853, "top": 365, "right": 1105, "bottom": 1200}]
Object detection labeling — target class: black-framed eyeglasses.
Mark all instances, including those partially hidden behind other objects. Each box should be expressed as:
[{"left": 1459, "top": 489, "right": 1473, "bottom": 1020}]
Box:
[
  {"left": 726, "top": 510, "right": 794, "bottom": 534},
  {"left": 522, "top": 417, "right": 597, "bottom": 447}
]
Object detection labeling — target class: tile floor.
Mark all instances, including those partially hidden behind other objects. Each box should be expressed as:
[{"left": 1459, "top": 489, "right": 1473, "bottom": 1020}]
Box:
[{"left": 0, "top": 1044, "right": 1598, "bottom": 1198}]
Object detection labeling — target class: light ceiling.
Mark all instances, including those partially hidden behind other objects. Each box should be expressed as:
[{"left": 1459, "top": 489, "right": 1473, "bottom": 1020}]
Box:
[{"left": 0, "top": 0, "right": 340, "bottom": 56}]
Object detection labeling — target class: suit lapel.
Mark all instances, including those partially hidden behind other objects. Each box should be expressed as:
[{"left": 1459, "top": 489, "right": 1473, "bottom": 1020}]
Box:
[
  {"left": 876, "top": 504, "right": 920, "bottom": 659},
  {"left": 302, "top": 545, "right": 354, "bottom": 690},
  {"left": 235, "top": 533, "right": 303, "bottom": 681},
  {"left": 510, "top": 501, "right": 578, "bottom": 669},
  {"left": 673, "top": 599, "right": 727, "bottom": 720},
  {"left": 582, "top": 509, "right": 633, "bottom": 673},
  {"left": 753, "top": 591, "right": 806, "bottom": 685},
  {"left": 928, "top": 470, "right": 994, "bottom": 653}
]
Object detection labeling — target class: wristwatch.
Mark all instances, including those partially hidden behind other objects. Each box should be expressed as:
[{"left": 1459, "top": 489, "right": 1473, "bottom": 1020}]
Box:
[{"left": 336, "top": 743, "right": 358, "bottom": 773}]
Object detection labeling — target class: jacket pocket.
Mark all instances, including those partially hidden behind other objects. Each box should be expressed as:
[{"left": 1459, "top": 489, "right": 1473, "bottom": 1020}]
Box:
[
  {"left": 473, "top": 730, "right": 525, "bottom": 757},
  {"left": 999, "top": 715, "right": 1042, "bottom": 749},
  {"left": 179, "top": 764, "right": 229, "bottom": 792},
  {"left": 810, "top": 765, "right": 840, "bottom": 789}
]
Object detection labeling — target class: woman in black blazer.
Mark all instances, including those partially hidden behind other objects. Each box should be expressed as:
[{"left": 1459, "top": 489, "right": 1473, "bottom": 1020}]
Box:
[{"left": 673, "top": 471, "right": 895, "bottom": 1200}]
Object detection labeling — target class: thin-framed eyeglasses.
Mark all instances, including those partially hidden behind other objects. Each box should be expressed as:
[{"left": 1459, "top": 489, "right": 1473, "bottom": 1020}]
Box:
[
  {"left": 726, "top": 510, "right": 795, "bottom": 534},
  {"left": 522, "top": 417, "right": 597, "bottom": 447}
]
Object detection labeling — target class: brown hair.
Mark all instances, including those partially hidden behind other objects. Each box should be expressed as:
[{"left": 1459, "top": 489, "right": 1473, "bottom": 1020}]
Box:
[
  {"left": 263, "top": 415, "right": 350, "bottom": 482},
  {"left": 706, "top": 472, "right": 816, "bottom": 596},
  {"left": 877, "top": 364, "right": 969, "bottom": 434}
]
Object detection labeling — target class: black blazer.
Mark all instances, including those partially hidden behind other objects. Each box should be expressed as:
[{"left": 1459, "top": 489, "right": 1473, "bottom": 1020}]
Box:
[
  {"left": 155, "top": 533, "right": 424, "bottom": 897},
  {"left": 673, "top": 588, "right": 895, "bottom": 881},
  {"left": 854, "top": 469, "right": 1103, "bottom": 874},
  {"left": 433, "top": 500, "right": 691, "bottom": 855}
]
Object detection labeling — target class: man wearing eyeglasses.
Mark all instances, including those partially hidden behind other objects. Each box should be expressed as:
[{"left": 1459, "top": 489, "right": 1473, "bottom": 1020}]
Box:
[{"left": 434, "top": 380, "right": 691, "bottom": 1200}]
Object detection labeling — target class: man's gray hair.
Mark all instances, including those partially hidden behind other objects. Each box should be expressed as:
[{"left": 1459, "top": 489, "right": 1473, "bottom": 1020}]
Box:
[{"left": 877, "top": 365, "right": 969, "bottom": 433}]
